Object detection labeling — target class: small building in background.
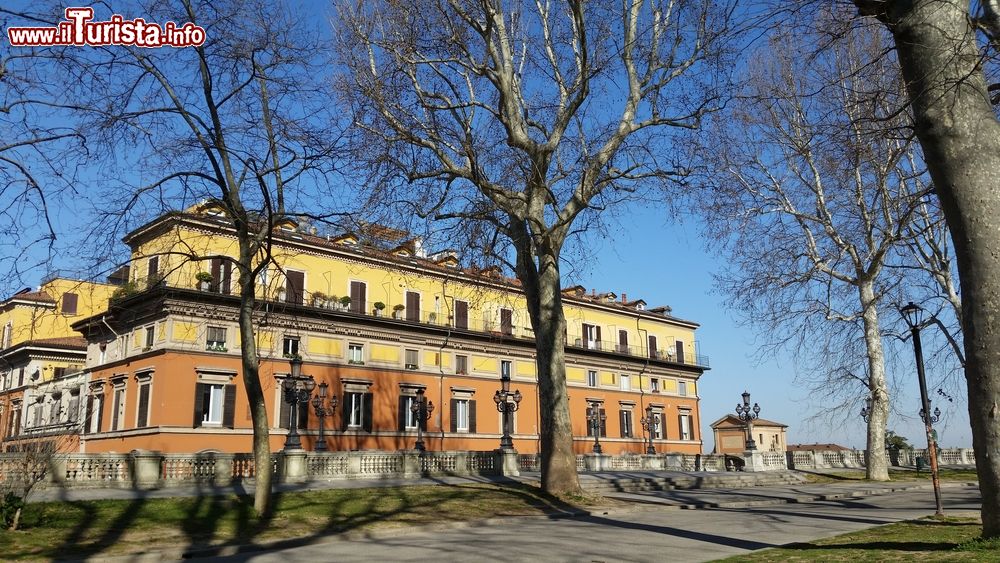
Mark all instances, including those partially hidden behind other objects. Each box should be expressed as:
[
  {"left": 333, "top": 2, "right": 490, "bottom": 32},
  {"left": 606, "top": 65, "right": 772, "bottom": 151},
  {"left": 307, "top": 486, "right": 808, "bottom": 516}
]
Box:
[{"left": 711, "top": 414, "right": 788, "bottom": 454}]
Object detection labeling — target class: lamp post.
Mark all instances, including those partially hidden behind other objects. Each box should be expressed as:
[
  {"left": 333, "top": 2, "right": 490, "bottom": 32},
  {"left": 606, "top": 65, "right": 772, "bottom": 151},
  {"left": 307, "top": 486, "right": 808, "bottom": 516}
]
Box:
[
  {"left": 900, "top": 301, "right": 944, "bottom": 516},
  {"left": 282, "top": 356, "right": 316, "bottom": 451},
  {"left": 493, "top": 372, "right": 522, "bottom": 450},
  {"left": 735, "top": 390, "right": 760, "bottom": 451},
  {"left": 639, "top": 405, "right": 659, "bottom": 455},
  {"left": 410, "top": 388, "right": 435, "bottom": 452},
  {"left": 310, "top": 382, "right": 337, "bottom": 452},
  {"left": 587, "top": 400, "right": 606, "bottom": 454}
]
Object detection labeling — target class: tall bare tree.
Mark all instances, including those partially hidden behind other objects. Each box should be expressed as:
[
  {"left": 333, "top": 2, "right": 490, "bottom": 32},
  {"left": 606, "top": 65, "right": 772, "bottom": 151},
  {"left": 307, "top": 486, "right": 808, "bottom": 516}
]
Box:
[
  {"left": 852, "top": 0, "right": 1000, "bottom": 536},
  {"left": 335, "top": 0, "right": 736, "bottom": 494},
  {"left": 12, "top": 0, "right": 343, "bottom": 516},
  {"left": 696, "top": 20, "right": 927, "bottom": 481}
]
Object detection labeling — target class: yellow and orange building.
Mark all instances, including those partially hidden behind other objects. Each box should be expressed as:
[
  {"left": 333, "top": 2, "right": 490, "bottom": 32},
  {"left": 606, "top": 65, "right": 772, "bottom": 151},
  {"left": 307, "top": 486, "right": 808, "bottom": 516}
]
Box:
[{"left": 6, "top": 204, "right": 710, "bottom": 455}]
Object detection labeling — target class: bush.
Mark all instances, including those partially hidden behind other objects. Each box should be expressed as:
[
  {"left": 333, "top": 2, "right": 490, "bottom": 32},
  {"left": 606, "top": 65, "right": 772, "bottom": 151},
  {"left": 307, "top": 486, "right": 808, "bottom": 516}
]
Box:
[{"left": 1, "top": 492, "right": 25, "bottom": 529}]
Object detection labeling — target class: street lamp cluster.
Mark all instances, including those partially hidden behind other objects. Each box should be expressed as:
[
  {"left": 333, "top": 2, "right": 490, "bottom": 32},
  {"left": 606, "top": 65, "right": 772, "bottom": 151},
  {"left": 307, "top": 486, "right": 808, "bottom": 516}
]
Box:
[
  {"left": 410, "top": 388, "right": 434, "bottom": 451},
  {"left": 587, "top": 400, "right": 606, "bottom": 454},
  {"left": 735, "top": 390, "right": 760, "bottom": 451},
  {"left": 493, "top": 371, "right": 522, "bottom": 450},
  {"left": 639, "top": 405, "right": 659, "bottom": 455}
]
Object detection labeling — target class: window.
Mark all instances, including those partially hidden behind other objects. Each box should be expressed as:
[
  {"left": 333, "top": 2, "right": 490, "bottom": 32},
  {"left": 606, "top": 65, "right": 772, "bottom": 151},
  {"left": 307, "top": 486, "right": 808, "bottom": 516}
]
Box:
[
  {"left": 348, "top": 343, "right": 364, "bottom": 365},
  {"left": 582, "top": 324, "right": 601, "bottom": 350},
  {"left": 53, "top": 367, "right": 67, "bottom": 379},
  {"left": 405, "top": 349, "right": 419, "bottom": 370},
  {"left": 675, "top": 340, "right": 686, "bottom": 363},
  {"left": 207, "top": 326, "right": 227, "bottom": 351},
  {"left": 111, "top": 386, "right": 125, "bottom": 431},
  {"left": 648, "top": 335, "right": 658, "bottom": 359},
  {"left": 620, "top": 409, "right": 634, "bottom": 438},
  {"left": 451, "top": 398, "right": 476, "bottom": 433},
  {"left": 620, "top": 374, "right": 631, "bottom": 391},
  {"left": 587, "top": 370, "right": 598, "bottom": 388},
  {"left": 49, "top": 394, "right": 63, "bottom": 424},
  {"left": 343, "top": 391, "right": 373, "bottom": 431},
  {"left": 350, "top": 281, "right": 367, "bottom": 314},
  {"left": 146, "top": 256, "right": 160, "bottom": 286},
  {"left": 456, "top": 354, "right": 468, "bottom": 375},
  {"left": 454, "top": 300, "right": 469, "bottom": 329},
  {"left": 285, "top": 270, "right": 305, "bottom": 304},
  {"left": 210, "top": 258, "right": 232, "bottom": 294},
  {"left": 144, "top": 326, "right": 155, "bottom": 349},
  {"left": 67, "top": 391, "right": 80, "bottom": 423},
  {"left": 135, "top": 376, "right": 151, "bottom": 427},
  {"left": 282, "top": 336, "right": 300, "bottom": 357},
  {"left": 585, "top": 405, "right": 607, "bottom": 437},
  {"left": 398, "top": 394, "right": 424, "bottom": 430},
  {"left": 617, "top": 329, "right": 628, "bottom": 353},
  {"left": 499, "top": 308, "right": 513, "bottom": 336},
  {"left": 679, "top": 412, "right": 693, "bottom": 440},
  {"left": 62, "top": 292, "right": 78, "bottom": 315},
  {"left": 678, "top": 381, "right": 688, "bottom": 396},
  {"left": 500, "top": 360, "right": 512, "bottom": 379},
  {"left": 650, "top": 378, "right": 659, "bottom": 393},
  {"left": 194, "top": 383, "right": 236, "bottom": 427},
  {"left": 653, "top": 410, "right": 664, "bottom": 439},
  {"left": 406, "top": 291, "right": 421, "bottom": 322}
]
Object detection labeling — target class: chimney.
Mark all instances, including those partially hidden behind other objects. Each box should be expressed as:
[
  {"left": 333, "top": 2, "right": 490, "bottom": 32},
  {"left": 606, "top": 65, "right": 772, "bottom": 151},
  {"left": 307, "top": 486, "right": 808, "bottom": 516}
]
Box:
[
  {"left": 591, "top": 288, "right": 596, "bottom": 296},
  {"left": 621, "top": 292, "right": 627, "bottom": 304}
]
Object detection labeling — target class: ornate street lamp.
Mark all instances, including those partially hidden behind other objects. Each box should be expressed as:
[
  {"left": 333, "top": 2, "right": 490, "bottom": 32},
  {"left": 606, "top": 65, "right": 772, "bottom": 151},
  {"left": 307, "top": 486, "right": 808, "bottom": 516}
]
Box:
[
  {"left": 493, "top": 371, "right": 522, "bottom": 450},
  {"left": 639, "top": 405, "right": 659, "bottom": 455},
  {"left": 735, "top": 390, "right": 760, "bottom": 451},
  {"left": 310, "top": 382, "right": 338, "bottom": 452},
  {"left": 860, "top": 396, "right": 873, "bottom": 423},
  {"left": 410, "top": 388, "right": 435, "bottom": 452},
  {"left": 900, "top": 301, "right": 944, "bottom": 516},
  {"left": 282, "top": 356, "right": 316, "bottom": 451},
  {"left": 587, "top": 400, "right": 606, "bottom": 454}
]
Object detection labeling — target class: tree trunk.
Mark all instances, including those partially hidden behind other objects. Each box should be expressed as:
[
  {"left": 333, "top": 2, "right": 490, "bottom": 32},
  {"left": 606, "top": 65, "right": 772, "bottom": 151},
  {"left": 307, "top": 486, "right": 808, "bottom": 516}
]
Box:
[
  {"left": 859, "top": 280, "right": 890, "bottom": 481},
  {"left": 512, "top": 224, "right": 581, "bottom": 495},
  {"left": 866, "top": 0, "right": 1000, "bottom": 536},
  {"left": 238, "top": 241, "right": 273, "bottom": 516}
]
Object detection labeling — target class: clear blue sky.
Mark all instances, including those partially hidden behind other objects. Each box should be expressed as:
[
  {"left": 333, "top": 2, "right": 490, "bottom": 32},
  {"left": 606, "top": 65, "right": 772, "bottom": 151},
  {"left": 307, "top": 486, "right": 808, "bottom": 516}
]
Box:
[{"left": 574, "top": 204, "right": 973, "bottom": 452}]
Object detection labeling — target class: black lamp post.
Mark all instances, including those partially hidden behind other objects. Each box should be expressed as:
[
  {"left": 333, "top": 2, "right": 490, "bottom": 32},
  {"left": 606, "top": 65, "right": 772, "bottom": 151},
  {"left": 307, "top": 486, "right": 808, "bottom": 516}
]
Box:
[
  {"left": 639, "top": 405, "right": 659, "bottom": 455},
  {"left": 860, "top": 395, "right": 873, "bottom": 423},
  {"left": 282, "top": 356, "right": 316, "bottom": 451},
  {"left": 587, "top": 400, "right": 606, "bottom": 454},
  {"left": 493, "top": 372, "right": 522, "bottom": 450},
  {"left": 410, "top": 388, "right": 435, "bottom": 451},
  {"left": 310, "top": 382, "right": 337, "bottom": 452},
  {"left": 735, "top": 390, "right": 760, "bottom": 451},
  {"left": 900, "top": 301, "right": 944, "bottom": 516}
]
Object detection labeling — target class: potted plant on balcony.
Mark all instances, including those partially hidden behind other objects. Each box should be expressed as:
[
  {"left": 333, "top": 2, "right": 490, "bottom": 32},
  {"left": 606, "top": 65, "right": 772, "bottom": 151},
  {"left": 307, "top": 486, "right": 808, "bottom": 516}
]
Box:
[
  {"left": 195, "top": 271, "right": 213, "bottom": 291},
  {"left": 392, "top": 303, "right": 405, "bottom": 319},
  {"left": 373, "top": 301, "right": 386, "bottom": 316},
  {"left": 339, "top": 295, "right": 352, "bottom": 311},
  {"left": 311, "top": 291, "right": 328, "bottom": 308}
]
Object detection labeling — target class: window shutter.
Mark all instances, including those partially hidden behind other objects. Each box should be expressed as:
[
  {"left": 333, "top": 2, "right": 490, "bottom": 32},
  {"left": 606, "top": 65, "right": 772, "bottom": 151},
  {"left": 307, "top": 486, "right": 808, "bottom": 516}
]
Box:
[
  {"left": 210, "top": 258, "right": 222, "bottom": 292},
  {"left": 341, "top": 393, "right": 350, "bottom": 429},
  {"left": 83, "top": 395, "right": 93, "bottom": 434},
  {"left": 296, "top": 395, "right": 308, "bottom": 429},
  {"left": 585, "top": 407, "right": 593, "bottom": 437},
  {"left": 675, "top": 341, "right": 685, "bottom": 363},
  {"left": 137, "top": 385, "right": 150, "bottom": 427},
  {"left": 648, "top": 335, "right": 657, "bottom": 358},
  {"left": 500, "top": 308, "right": 513, "bottom": 335},
  {"left": 279, "top": 391, "right": 291, "bottom": 428},
  {"left": 595, "top": 326, "right": 602, "bottom": 347},
  {"left": 362, "top": 392, "right": 373, "bottom": 432},
  {"left": 600, "top": 408, "right": 607, "bottom": 437},
  {"left": 147, "top": 256, "right": 159, "bottom": 280},
  {"left": 619, "top": 329, "right": 628, "bottom": 349},
  {"left": 406, "top": 292, "right": 420, "bottom": 321},
  {"left": 398, "top": 396, "right": 407, "bottom": 432},
  {"left": 455, "top": 301, "right": 468, "bottom": 329},
  {"left": 419, "top": 403, "right": 428, "bottom": 431},
  {"left": 221, "top": 260, "right": 232, "bottom": 295},
  {"left": 286, "top": 271, "right": 304, "bottom": 304},
  {"left": 620, "top": 410, "right": 628, "bottom": 438},
  {"left": 193, "top": 383, "right": 206, "bottom": 428},
  {"left": 450, "top": 399, "right": 457, "bottom": 432},
  {"left": 469, "top": 400, "right": 476, "bottom": 433},
  {"left": 95, "top": 397, "right": 104, "bottom": 433},
  {"left": 223, "top": 384, "right": 237, "bottom": 428},
  {"left": 350, "top": 281, "right": 366, "bottom": 313},
  {"left": 62, "top": 293, "right": 78, "bottom": 315}
]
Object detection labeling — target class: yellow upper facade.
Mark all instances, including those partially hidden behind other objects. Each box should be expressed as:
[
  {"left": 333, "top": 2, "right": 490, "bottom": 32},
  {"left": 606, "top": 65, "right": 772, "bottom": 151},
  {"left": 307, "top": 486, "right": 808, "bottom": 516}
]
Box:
[
  {"left": 0, "top": 278, "right": 117, "bottom": 349},
  {"left": 119, "top": 205, "right": 707, "bottom": 370}
]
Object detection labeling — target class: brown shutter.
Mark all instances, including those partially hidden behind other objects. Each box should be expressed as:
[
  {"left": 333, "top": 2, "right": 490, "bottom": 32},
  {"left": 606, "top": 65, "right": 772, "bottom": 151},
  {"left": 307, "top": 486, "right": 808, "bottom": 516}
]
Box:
[
  {"left": 279, "top": 390, "right": 291, "bottom": 428},
  {"left": 618, "top": 329, "right": 628, "bottom": 352},
  {"left": 585, "top": 406, "right": 593, "bottom": 437},
  {"left": 455, "top": 301, "right": 468, "bottom": 329},
  {"left": 500, "top": 308, "right": 512, "bottom": 335},
  {"left": 362, "top": 392, "right": 373, "bottom": 432},
  {"left": 193, "top": 383, "right": 206, "bottom": 427},
  {"left": 350, "top": 281, "right": 366, "bottom": 313},
  {"left": 620, "top": 410, "right": 628, "bottom": 438},
  {"left": 137, "top": 384, "right": 150, "bottom": 427},
  {"left": 286, "top": 271, "right": 304, "bottom": 304},
  {"left": 210, "top": 258, "right": 222, "bottom": 292},
  {"left": 83, "top": 395, "right": 93, "bottom": 434},
  {"left": 595, "top": 326, "right": 602, "bottom": 348},
  {"left": 675, "top": 341, "right": 685, "bottom": 363},
  {"left": 450, "top": 399, "right": 457, "bottom": 432},
  {"left": 111, "top": 390, "right": 121, "bottom": 431},
  {"left": 399, "top": 396, "right": 407, "bottom": 432},
  {"left": 221, "top": 261, "right": 232, "bottom": 295},
  {"left": 147, "top": 256, "right": 159, "bottom": 281},
  {"left": 648, "top": 335, "right": 657, "bottom": 359},
  {"left": 223, "top": 384, "right": 237, "bottom": 428},
  {"left": 600, "top": 408, "right": 607, "bottom": 437},
  {"left": 95, "top": 397, "right": 103, "bottom": 433},
  {"left": 62, "top": 293, "right": 78, "bottom": 315},
  {"left": 468, "top": 400, "right": 477, "bottom": 433},
  {"left": 341, "top": 393, "right": 350, "bottom": 429},
  {"left": 406, "top": 291, "right": 420, "bottom": 321}
]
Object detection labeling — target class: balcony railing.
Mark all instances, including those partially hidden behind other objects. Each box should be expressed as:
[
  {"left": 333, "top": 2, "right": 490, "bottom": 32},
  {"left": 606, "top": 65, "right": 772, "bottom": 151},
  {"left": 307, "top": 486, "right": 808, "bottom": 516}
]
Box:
[{"left": 132, "top": 282, "right": 709, "bottom": 368}]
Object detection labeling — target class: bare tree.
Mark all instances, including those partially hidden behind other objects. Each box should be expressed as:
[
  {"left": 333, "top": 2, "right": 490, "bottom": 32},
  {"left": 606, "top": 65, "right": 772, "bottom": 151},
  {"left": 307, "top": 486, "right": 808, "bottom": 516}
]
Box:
[
  {"left": 696, "top": 20, "right": 927, "bottom": 481},
  {"left": 334, "top": 0, "right": 736, "bottom": 494},
  {"left": 852, "top": 0, "right": 1000, "bottom": 536},
  {"left": 12, "top": 0, "right": 343, "bottom": 516}
]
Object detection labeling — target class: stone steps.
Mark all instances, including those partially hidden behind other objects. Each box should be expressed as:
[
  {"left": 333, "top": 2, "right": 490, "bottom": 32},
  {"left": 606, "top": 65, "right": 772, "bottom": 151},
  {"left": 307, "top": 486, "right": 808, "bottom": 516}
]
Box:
[{"left": 581, "top": 471, "right": 806, "bottom": 494}]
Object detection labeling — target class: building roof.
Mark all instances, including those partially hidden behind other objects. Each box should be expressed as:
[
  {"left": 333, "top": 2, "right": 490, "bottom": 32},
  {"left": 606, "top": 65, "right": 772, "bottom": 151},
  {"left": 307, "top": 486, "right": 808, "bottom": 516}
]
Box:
[
  {"left": 4, "top": 336, "right": 88, "bottom": 352},
  {"left": 2, "top": 289, "right": 56, "bottom": 306},
  {"left": 710, "top": 413, "right": 788, "bottom": 429},
  {"left": 787, "top": 443, "right": 850, "bottom": 452}
]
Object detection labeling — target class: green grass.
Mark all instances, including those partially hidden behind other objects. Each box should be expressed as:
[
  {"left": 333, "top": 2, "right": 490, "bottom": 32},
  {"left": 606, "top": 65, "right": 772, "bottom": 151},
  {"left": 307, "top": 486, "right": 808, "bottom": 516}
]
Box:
[
  {"left": 719, "top": 516, "right": 1000, "bottom": 562},
  {"left": 801, "top": 468, "right": 980, "bottom": 484},
  {"left": 0, "top": 483, "right": 607, "bottom": 560}
]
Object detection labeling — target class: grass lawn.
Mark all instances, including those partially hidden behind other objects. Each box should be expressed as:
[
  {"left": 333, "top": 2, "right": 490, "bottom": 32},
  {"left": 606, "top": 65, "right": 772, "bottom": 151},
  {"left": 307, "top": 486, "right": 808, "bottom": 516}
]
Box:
[
  {"left": 0, "top": 483, "right": 606, "bottom": 560},
  {"left": 720, "top": 516, "right": 1000, "bottom": 562},
  {"left": 801, "top": 468, "right": 980, "bottom": 484}
]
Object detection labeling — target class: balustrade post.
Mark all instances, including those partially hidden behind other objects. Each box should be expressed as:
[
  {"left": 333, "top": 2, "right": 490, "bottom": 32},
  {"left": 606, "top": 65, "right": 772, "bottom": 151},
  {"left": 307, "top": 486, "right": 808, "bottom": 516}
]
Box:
[
  {"left": 130, "top": 450, "right": 163, "bottom": 490},
  {"left": 214, "top": 454, "right": 234, "bottom": 487}
]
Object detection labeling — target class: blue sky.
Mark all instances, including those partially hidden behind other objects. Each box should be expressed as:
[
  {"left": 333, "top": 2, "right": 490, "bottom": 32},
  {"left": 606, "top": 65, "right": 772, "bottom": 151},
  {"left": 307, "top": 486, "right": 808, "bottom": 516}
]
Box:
[{"left": 576, "top": 203, "right": 972, "bottom": 451}]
